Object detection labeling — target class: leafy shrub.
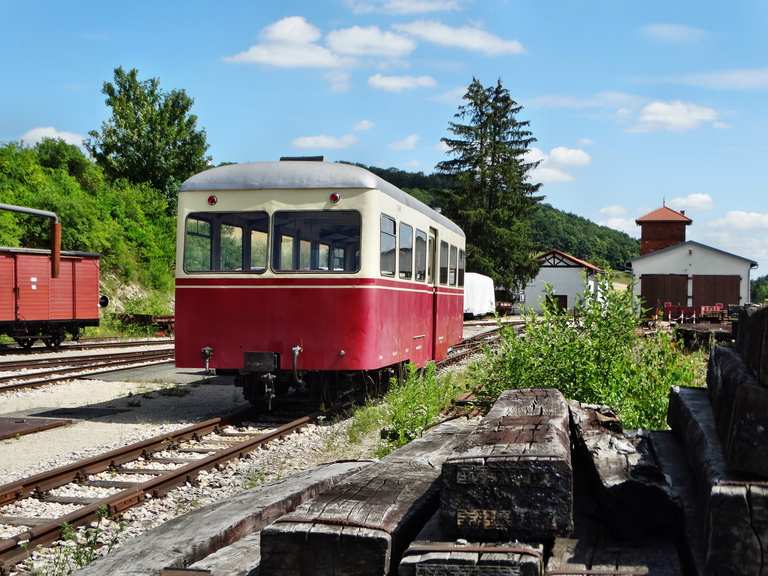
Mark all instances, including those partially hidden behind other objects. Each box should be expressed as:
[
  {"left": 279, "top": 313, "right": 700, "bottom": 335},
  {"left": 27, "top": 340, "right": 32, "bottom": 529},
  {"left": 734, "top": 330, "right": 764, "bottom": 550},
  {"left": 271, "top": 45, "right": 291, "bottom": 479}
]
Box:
[
  {"left": 473, "top": 274, "right": 705, "bottom": 429},
  {"left": 348, "top": 362, "right": 463, "bottom": 455}
]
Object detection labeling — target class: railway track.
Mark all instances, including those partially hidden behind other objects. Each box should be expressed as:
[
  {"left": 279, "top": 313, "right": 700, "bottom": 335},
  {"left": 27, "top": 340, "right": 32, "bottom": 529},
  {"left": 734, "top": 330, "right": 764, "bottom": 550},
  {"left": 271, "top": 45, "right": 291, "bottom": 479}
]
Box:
[
  {"left": 0, "top": 413, "right": 313, "bottom": 573},
  {"left": 0, "top": 338, "right": 174, "bottom": 355},
  {"left": 0, "top": 348, "right": 175, "bottom": 393},
  {"left": 438, "top": 323, "right": 521, "bottom": 368}
]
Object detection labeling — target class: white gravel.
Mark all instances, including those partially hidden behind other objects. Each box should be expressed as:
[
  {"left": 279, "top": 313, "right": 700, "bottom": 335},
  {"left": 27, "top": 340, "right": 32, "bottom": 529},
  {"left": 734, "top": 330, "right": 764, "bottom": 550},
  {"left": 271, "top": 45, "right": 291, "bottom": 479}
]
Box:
[
  {"left": 0, "top": 498, "right": 81, "bottom": 520},
  {"left": 0, "top": 524, "right": 26, "bottom": 539}
]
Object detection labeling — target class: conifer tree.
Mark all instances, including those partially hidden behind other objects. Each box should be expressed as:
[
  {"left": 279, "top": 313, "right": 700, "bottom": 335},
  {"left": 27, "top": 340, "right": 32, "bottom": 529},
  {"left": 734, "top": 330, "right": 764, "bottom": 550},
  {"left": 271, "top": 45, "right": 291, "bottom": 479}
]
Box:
[{"left": 437, "top": 78, "right": 542, "bottom": 291}]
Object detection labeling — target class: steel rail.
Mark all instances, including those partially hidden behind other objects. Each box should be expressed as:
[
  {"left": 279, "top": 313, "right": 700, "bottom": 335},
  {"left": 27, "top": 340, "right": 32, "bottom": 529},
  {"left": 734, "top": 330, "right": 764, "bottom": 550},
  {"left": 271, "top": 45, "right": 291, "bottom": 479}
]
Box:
[
  {"left": 0, "top": 414, "right": 314, "bottom": 572},
  {"left": 0, "top": 351, "right": 175, "bottom": 393},
  {"left": 0, "top": 348, "right": 174, "bottom": 372},
  {"left": 0, "top": 338, "right": 175, "bottom": 355}
]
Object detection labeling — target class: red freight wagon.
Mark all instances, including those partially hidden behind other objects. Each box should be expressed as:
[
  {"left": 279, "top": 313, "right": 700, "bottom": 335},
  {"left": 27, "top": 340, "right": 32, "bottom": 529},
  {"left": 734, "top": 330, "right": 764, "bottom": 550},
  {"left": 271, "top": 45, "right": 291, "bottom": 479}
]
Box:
[
  {"left": 175, "top": 159, "right": 466, "bottom": 409},
  {"left": 0, "top": 247, "right": 101, "bottom": 348}
]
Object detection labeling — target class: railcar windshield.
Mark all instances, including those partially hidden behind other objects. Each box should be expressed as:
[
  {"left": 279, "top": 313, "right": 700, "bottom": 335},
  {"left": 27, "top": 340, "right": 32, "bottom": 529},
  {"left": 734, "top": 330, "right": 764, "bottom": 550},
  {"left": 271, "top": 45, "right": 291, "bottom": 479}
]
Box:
[
  {"left": 273, "top": 211, "right": 360, "bottom": 273},
  {"left": 184, "top": 212, "right": 268, "bottom": 273}
]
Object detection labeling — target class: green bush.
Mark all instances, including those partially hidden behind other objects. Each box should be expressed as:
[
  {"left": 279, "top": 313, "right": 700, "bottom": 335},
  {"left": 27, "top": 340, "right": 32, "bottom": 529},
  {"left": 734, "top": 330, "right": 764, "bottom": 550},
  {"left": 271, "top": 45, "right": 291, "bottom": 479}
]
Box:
[
  {"left": 348, "top": 362, "right": 463, "bottom": 455},
  {"left": 473, "top": 274, "right": 705, "bottom": 429}
]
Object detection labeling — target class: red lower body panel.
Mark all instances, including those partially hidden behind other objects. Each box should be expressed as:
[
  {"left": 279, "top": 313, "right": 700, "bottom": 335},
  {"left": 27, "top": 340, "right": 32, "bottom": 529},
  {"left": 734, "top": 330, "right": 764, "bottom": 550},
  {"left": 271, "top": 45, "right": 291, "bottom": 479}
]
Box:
[{"left": 175, "top": 278, "right": 464, "bottom": 372}]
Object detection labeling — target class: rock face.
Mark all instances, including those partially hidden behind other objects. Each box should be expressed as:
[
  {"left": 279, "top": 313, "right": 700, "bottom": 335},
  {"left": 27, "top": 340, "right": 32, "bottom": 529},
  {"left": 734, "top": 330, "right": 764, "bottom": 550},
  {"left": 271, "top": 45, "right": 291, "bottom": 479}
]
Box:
[
  {"left": 568, "top": 401, "right": 681, "bottom": 540},
  {"left": 259, "top": 417, "right": 476, "bottom": 576},
  {"left": 398, "top": 512, "right": 543, "bottom": 576},
  {"left": 667, "top": 386, "right": 768, "bottom": 576},
  {"left": 441, "top": 388, "right": 572, "bottom": 541}
]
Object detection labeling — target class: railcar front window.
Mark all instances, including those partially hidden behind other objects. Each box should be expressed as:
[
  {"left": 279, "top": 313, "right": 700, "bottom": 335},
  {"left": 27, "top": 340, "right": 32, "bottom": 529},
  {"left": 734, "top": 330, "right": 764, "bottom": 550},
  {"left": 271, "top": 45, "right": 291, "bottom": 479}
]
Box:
[
  {"left": 184, "top": 217, "right": 212, "bottom": 272},
  {"left": 439, "top": 241, "right": 449, "bottom": 285},
  {"left": 272, "top": 211, "right": 360, "bottom": 273},
  {"left": 380, "top": 214, "right": 396, "bottom": 277},
  {"left": 458, "top": 249, "right": 466, "bottom": 287},
  {"left": 184, "top": 212, "right": 268, "bottom": 274},
  {"left": 415, "top": 230, "right": 427, "bottom": 282},
  {"left": 220, "top": 224, "right": 243, "bottom": 271},
  {"left": 449, "top": 245, "right": 458, "bottom": 286},
  {"left": 399, "top": 223, "right": 413, "bottom": 280}
]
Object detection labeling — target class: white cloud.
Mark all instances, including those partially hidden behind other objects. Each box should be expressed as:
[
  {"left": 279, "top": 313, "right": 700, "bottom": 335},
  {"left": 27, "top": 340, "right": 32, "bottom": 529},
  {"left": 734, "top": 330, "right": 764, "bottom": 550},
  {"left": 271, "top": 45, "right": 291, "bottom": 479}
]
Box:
[
  {"left": 394, "top": 20, "right": 524, "bottom": 55},
  {"left": 435, "top": 140, "right": 451, "bottom": 152},
  {"left": 391, "top": 133, "right": 420, "bottom": 150},
  {"left": 325, "top": 71, "right": 351, "bottom": 92},
  {"left": 368, "top": 73, "right": 436, "bottom": 92},
  {"left": 530, "top": 91, "right": 641, "bottom": 110},
  {"left": 578, "top": 138, "right": 593, "bottom": 146},
  {"left": 600, "top": 205, "right": 627, "bottom": 218},
  {"left": 20, "top": 126, "right": 84, "bottom": 147},
  {"left": 292, "top": 133, "right": 358, "bottom": 149},
  {"left": 631, "top": 100, "right": 720, "bottom": 132},
  {"left": 710, "top": 211, "right": 768, "bottom": 230},
  {"left": 641, "top": 23, "right": 705, "bottom": 43},
  {"left": 549, "top": 146, "right": 591, "bottom": 167},
  {"left": 674, "top": 68, "right": 768, "bottom": 91},
  {"left": 601, "top": 217, "right": 638, "bottom": 236},
  {"left": 326, "top": 26, "right": 415, "bottom": 58},
  {"left": 347, "top": 0, "right": 461, "bottom": 14},
  {"left": 524, "top": 145, "right": 591, "bottom": 184},
  {"left": 404, "top": 159, "right": 421, "bottom": 169},
  {"left": 225, "top": 16, "right": 348, "bottom": 68},
  {"left": 354, "top": 119, "right": 375, "bottom": 131},
  {"left": 431, "top": 86, "right": 466, "bottom": 104},
  {"left": 668, "top": 193, "right": 714, "bottom": 211}
]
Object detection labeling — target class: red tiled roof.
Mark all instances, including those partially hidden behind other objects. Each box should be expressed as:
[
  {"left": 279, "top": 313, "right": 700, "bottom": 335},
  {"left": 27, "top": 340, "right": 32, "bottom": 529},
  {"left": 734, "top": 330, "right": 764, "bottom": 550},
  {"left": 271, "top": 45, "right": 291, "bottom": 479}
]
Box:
[
  {"left": 537, "top": 249, "right": 603, "bottom": 273},
  {"left": 635, "top": 206, "right": 692, "bottom": 224}
]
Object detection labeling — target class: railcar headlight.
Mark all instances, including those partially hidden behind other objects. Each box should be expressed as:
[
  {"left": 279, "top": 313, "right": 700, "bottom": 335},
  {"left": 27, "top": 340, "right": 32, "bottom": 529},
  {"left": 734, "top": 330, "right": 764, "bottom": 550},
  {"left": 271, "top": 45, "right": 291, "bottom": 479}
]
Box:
[
  {"left": 329, "top": 192, "right": 341, "bottom": 204},
  {"left": 207, "top": 195, "right": 218, "bottom": 206}
]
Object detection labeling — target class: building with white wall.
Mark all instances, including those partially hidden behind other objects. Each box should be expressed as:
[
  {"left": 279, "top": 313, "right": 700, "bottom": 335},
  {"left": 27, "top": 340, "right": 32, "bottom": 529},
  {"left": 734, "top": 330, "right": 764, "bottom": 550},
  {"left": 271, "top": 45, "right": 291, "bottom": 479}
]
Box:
[
  {"left": 630, "top": 205, "right": 757, "bottom": 311},
  {"left": 523, "top": 250, "right": 601, "bottom": 313}
]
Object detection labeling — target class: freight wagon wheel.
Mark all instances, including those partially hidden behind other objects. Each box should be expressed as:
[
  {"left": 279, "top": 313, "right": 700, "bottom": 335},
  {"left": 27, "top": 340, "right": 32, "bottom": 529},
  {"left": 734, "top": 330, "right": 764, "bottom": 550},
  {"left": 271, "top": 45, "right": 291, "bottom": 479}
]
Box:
[
  {"left": 42, "top": 333, "right": 64, "bottom": 350},
  {"left": 14, "top": 337, "right": 36, "bottom": 350}
]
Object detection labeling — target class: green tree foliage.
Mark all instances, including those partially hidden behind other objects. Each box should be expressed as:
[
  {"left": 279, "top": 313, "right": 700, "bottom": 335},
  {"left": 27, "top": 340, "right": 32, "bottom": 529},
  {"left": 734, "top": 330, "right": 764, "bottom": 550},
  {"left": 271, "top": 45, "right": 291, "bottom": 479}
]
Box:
[
  {"left": 530, "top": 204, "right": 639, "bottom": 269},
  {"left": 436, "top": 78, "right": 543, "bottom": 290},
  {"left": 752, "top": 275, "right": 768, "bottom": 304},
  {"left": 0, "top": 141, "right": 175, "bottom": 290},
  {"left": 355, "top": 164, "right": 638, "bottom": 271},
  {"left": 473, "top": 275, "right": 705, "bottom": 429},
  {"left": 85, "top": 67, "right": 210, "bottom": 203}
]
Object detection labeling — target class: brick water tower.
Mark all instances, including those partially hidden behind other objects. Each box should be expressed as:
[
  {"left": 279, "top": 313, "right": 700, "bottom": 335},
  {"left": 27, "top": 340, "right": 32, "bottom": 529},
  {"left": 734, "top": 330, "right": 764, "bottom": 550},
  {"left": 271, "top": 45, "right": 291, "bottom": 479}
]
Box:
[{"left": 635, "top": 204, "right": 692, "bottom": 256}]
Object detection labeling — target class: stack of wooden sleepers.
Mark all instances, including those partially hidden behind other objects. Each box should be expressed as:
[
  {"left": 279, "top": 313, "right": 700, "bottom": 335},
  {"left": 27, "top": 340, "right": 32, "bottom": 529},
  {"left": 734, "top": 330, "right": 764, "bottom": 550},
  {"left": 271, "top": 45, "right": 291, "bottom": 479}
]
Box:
[
  {"left": 666, "top": 305, "right": 768, "bottom": 576},
  {"left": 261, "top": 388, "right": 686, "bottom": 575}
]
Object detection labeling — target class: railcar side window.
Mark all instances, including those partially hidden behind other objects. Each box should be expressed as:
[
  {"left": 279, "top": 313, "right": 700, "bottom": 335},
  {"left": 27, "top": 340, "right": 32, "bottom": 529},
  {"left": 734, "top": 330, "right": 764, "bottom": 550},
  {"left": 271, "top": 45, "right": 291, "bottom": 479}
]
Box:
[
  {"left": 439, "top": 240, "right": 449, "bottom": 285},
  {"left": 458, "top": 249, "right": 466, "bottom": 287},
  {"left": 415, "top": 230, "right": 427, "bottom": 282},
  {"left": 399, "top": 223, "right": 413, "bottom": 280},
  {"left": 449, "top": 245, "right": 458, "bottom": 286},
  {"left": 273, "top": 211, "right": 360, "bottom": 273},
  {"left": 184, "top": 212, "right": 268, "bottom": 273},
  {"left": 380, "top": 214, "right": 396, "bottom": 277},
  {"left": 428, "top": 235, "right": 435, "bottom": 284},
  {"left": 184, "top": 217, "right": 212, "bottom": 272}
]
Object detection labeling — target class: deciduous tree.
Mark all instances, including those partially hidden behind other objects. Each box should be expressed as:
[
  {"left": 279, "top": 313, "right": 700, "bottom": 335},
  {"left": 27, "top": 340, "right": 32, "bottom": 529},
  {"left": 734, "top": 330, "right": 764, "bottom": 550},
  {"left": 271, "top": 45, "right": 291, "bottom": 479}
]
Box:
[{"left": 85, "top": 67, "right": 210, "bottom": 204}]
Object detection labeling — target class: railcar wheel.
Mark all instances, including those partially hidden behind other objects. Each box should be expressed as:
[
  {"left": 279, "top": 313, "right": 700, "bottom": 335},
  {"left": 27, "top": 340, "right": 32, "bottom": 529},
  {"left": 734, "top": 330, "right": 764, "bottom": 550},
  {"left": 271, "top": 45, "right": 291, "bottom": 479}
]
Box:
[
  {"left": 43, "top": 332, "right": 64, "bottom": 349},
  {"left": 14, "top": 337, "right": 35, "bottom": 350}
]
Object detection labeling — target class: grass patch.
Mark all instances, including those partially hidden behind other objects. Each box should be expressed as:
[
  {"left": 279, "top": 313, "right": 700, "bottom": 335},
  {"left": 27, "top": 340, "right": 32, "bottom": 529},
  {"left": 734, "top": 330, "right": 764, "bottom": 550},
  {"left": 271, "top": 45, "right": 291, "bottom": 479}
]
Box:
[
  {"left": 348, "top": 362, "right": 464, "bottom": 456},
  {"left": 472, "top": 274, "right": 706, "bottom": 429}
]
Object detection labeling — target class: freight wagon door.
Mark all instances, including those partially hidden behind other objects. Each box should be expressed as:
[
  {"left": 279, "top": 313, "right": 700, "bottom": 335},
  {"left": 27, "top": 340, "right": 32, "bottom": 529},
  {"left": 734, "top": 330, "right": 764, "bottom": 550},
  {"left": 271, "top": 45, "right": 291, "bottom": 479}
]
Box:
[
  {"left": 16, "top": 255, "right": 50, "bottom": 321},
  {"left": 0, "top": 254, "right": 14, "bottom": 321},
  {"left": 692, "top": 275, "right": 740, "bottom": 308},
  {"left": 75, "top": 258, "right": 100, "bottom": 320}
]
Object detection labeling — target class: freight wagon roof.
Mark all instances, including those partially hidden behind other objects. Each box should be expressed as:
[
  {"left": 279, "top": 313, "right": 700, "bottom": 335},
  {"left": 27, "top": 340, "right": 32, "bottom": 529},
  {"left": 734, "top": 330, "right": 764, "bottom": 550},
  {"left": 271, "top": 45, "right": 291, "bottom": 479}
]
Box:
[
  {"left": 180, "top": 161, "right": 465, "bottom": 237},
  {"left": 0, "top": 246, "right": 100, "bottom": 258}
]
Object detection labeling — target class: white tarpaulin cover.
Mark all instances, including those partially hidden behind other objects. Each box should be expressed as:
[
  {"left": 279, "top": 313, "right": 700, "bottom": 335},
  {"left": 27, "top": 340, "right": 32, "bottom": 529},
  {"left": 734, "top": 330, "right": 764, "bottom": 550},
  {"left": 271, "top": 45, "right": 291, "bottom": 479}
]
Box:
[{"left": 464, "top": 272, "right": 495, "bottom": 316}]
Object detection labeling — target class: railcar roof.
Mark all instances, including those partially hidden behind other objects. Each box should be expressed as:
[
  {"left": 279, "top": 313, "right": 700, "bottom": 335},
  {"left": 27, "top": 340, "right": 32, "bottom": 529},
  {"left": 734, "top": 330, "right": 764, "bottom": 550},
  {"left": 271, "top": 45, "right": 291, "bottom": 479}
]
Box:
[
  {"left": 0, "top": 247, "right": 100, "bottom": 258},
  {"left": 180, "top": 161, "right": 464, "bottom": 236}
]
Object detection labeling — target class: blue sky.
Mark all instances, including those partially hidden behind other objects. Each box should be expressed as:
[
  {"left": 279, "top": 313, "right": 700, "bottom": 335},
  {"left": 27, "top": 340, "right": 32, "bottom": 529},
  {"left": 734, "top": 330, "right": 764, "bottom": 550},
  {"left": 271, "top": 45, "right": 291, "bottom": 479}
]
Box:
[{"left": 2, "top": 0, "right": 767, "bottom": 271}]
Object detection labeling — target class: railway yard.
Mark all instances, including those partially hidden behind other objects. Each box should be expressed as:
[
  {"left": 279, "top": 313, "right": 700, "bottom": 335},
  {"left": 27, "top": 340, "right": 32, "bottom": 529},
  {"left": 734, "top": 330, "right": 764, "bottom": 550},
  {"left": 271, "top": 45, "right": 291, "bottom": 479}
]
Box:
[{"left": 0, "top": 322, "right": 507, "bottom": 575}]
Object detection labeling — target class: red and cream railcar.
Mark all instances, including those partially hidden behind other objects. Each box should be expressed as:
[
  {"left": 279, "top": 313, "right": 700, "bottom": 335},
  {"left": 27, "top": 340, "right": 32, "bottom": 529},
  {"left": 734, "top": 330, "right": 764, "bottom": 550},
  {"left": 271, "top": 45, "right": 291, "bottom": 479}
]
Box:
[{"left": 175, "top": 160, "right": 465, "bottom": 406}]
